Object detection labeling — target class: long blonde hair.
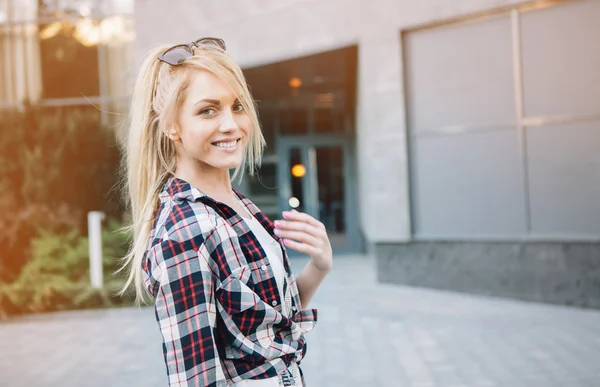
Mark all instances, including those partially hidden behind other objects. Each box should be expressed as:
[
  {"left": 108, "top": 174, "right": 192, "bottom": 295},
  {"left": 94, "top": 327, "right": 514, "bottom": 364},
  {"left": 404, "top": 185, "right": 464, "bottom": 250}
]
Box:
[{"left": 118, "top": 43, "right": 264, "bottom": 304}]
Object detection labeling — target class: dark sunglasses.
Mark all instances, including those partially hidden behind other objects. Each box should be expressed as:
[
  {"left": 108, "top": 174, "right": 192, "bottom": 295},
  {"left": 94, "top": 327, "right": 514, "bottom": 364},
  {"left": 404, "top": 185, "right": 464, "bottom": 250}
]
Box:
[{"left": 157, "top": 37, "right": 226, "bottom": 66}]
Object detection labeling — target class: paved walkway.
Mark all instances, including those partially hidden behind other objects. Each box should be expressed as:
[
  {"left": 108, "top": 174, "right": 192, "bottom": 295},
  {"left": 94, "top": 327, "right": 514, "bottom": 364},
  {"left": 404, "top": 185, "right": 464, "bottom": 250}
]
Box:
[{"left": 2, "top": 255, "right": 600, "bottom": 386}]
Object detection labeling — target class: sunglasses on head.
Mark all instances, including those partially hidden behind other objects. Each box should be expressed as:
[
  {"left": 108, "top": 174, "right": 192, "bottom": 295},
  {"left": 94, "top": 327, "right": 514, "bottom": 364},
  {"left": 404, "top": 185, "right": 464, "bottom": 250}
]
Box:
[{"left": 157, "top": 37, "right": 226, "bottom": 66}]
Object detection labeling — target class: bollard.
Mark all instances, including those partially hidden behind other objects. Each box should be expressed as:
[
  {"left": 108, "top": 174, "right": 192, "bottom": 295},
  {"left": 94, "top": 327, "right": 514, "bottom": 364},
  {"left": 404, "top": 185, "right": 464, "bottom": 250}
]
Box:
[{"left": 87, "top": 211, "right": 105, "bottom": 289}]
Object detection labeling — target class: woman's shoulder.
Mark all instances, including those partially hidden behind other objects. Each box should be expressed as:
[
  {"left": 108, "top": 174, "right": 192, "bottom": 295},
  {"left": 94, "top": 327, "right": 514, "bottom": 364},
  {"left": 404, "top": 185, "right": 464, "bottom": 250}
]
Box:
[{"left": 153, "top": 198, "right": 222, "bottom": 245}]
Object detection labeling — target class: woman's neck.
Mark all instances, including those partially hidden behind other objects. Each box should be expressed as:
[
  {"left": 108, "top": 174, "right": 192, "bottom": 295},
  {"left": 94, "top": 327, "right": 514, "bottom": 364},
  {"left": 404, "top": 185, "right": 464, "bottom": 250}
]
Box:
[{"left": 174, "top": 161, "right": 233, "bottom": 201}]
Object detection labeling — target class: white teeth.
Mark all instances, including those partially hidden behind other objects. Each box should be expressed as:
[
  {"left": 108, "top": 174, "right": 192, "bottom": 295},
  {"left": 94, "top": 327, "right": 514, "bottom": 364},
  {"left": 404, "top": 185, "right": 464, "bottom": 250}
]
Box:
[{"left": 214, "top": 140, "right": 237, "bottom": 148}]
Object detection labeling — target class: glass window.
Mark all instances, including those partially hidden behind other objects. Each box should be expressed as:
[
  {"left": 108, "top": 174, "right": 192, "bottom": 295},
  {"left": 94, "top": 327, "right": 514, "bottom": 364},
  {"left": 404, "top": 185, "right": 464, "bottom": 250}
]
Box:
[
  {"left": 314, "top": 146, "right": 346, "bottom": 248},
  {"left": 39, "top": 22, "right": 100, "bottom": 99},
  {"left": 248, "top": 163, "right": 277, "bottom": 197},
  {"left": 314, "top": 91, "right": 346, "bottom": 133},
  {"left": 247, "top": 162, "right": 279, "bottom": 221},
  {"left": 257, "top": 106, "right": 277, "bottom": 155},
  {"left": 288, "top": 148, "right": 305, "bottom": 213},
  {"left": 280, "top": 107, "right": 307, "bottom": 134},
  {"left": 243, "top": 46, "right": 357, "bottom": 136},
  {"left": 0, "top": 0, "right": 133, "bottom": 110}
]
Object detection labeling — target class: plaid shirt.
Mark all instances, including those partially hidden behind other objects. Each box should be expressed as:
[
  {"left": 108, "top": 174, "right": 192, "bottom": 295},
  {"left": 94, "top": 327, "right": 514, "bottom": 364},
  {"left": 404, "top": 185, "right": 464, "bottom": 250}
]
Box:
[{"left": 143, "top": 177, "right": 318, "bottom": 387}]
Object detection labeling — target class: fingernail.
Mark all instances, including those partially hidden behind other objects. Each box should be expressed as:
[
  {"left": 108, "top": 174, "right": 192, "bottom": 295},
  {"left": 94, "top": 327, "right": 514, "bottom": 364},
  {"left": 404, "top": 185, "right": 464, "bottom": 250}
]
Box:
[
  {"left": 274, "top": 220, "right": 281, "bottom": 226},
  {"left": 282, "top": 211, "right": 291, "bottom": 216},
  {"left": 274, "top": 228, "right": 281, "bottom": 236}
]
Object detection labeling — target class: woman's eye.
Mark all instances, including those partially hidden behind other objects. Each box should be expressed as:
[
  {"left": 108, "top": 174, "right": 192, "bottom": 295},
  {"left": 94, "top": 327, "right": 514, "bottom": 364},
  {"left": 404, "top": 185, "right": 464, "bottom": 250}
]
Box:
[
  {"left": 233, "top": 103, "right": 244, "bottom": 112},
  {"left": 199, "top": 108, "right": 216, "bottom": 116}
]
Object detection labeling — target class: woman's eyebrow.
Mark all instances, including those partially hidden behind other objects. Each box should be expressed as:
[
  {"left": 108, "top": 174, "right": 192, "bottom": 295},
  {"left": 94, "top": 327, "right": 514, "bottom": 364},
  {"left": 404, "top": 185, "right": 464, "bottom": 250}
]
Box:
[{"left": 194, "top": 98, "right": 220, "bottom": 107}]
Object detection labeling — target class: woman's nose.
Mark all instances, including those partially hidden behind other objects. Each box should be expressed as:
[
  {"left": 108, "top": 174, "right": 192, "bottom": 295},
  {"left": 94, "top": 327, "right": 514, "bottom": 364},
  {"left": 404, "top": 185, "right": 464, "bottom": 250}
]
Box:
[{"left": 218, "top": 110, "right": 240, "bottom": 132}]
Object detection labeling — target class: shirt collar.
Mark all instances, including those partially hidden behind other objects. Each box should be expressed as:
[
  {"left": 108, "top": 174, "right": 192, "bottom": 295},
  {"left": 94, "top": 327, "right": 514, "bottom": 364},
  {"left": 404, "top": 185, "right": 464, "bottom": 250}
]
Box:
[
  {"left": 160, "top": 175, "right": 288, "bottom": 271},
  {"left": 159, "top": 176, "right": 256, "bottom": 216},
  {"left": 160, "top": 176, "right": 205, "bottom": 203}
]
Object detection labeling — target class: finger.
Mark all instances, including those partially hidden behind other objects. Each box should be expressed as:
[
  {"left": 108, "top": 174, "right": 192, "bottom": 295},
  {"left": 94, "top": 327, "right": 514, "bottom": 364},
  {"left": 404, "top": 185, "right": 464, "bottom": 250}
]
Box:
[
  {"left": 274, "top": 220, "right": 323, "bottom": 238},
  {"left": 282, "top": 210, "right": 324, "bottom": 229},
  {"left": 275, "top": 229, "right": 320, "bottom": 247},
  {"left": 282, "top": 238, "right": 320, "bottom": 256}
]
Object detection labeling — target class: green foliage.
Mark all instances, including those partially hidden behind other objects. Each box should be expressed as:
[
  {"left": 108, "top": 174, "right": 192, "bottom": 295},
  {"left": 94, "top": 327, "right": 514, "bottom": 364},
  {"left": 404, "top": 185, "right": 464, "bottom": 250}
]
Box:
[
  {"left": 0, "top": 103, "right": 133, "bottom": 319},
  {"left": 0, "top": 219, "right": 135, "bottom": 320},
  {"left": 19, "top": 229, "right": 90, "bottom": 284},
  {"left": 0, "top": 279, "right": 129, "bottom": 320},
  {"left": 101, "top": 218, "right": 132, "bottom": 280},
  {"left": 19, "top": 218, "right": 131, "bottom": 284},
  {"left": 0, "top": 104, "right": 123, "bottom": 282}
]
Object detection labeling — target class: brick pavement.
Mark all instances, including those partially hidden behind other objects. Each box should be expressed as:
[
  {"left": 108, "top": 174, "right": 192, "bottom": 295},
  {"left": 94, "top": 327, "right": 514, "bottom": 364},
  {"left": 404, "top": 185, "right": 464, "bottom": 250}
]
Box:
[{"left": 1, "top": 255, "right": 600, "bottom": 387}]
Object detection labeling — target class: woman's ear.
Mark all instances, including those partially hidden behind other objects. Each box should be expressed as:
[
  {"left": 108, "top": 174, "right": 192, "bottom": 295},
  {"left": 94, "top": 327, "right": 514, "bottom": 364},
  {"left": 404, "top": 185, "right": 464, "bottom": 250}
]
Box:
[{"left": 165, "top": 125, "right": 180, "bottom": 141}]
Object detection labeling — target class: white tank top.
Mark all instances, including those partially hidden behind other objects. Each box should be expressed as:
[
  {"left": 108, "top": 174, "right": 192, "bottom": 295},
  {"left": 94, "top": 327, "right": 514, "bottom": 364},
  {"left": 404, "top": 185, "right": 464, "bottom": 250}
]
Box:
[
  {"left": 233, "top": 204, "right": 286, "bottom": 387},
  {"left": 240, "top": 209, "right": 286, "bottom": 298}
]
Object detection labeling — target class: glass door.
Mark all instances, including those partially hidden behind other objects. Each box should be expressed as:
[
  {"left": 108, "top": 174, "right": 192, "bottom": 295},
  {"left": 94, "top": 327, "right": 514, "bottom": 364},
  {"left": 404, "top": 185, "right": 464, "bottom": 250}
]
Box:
[{"left": 277, "top": 137, "right": 361, "bottom": 253}]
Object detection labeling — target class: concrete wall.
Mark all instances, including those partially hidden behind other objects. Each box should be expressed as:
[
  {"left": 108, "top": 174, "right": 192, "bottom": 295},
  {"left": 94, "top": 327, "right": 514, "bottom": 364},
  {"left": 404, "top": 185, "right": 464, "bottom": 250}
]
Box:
[
  {"left": 134, "top": 0, "right": 530, "bottom": 245},
  {"left": 376, "top": 242, "right": 600, "bottom": 309}
]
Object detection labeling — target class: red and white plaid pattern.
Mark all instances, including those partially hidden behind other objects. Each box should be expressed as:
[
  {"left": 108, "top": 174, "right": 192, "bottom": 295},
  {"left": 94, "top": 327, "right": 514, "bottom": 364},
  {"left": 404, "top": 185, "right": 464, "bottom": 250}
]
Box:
[{"left": 143, "top": 177, "right": 317, "bottom": 386}]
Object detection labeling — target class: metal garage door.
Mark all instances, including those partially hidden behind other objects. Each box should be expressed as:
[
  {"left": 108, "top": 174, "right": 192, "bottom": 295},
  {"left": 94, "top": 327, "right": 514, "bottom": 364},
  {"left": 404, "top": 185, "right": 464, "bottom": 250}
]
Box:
[{"left": 404, "top": 0, "right": 600, "bottom": 241}]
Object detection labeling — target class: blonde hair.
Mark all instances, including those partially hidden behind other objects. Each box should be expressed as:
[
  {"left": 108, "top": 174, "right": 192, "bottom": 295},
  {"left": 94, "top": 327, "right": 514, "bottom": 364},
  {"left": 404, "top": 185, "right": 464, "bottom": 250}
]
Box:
[{"left": 118, "top": 43, "right": 264, "bottom": 304}]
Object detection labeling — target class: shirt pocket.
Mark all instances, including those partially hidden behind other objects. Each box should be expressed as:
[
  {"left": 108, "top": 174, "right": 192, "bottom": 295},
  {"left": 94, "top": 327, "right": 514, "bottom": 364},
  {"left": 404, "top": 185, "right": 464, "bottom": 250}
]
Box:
[
  {"left": 216, "top": 265, "right": 261, "bottom": 315},
  {"left": 247, "top": 257, "right": 274, "bottom": 284},
  {"left": 216, "top": 266, "right": 277, "bottom": 362}
]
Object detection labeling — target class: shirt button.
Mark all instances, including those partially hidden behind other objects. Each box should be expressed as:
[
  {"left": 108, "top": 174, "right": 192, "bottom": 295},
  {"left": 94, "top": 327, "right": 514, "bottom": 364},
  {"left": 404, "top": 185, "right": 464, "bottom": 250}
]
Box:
[
  {"left": 261, "top": 265, "right": 268, "bottom": 271},
  {"left": 272, "top": 300, "right": 278, "bottom": 307}
]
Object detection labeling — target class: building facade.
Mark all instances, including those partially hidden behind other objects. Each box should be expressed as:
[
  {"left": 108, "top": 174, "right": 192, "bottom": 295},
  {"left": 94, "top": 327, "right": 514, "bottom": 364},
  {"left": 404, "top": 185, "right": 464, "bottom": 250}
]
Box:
[
  {"left": 133, "top": 0, "right": 600, "bottom": 308},
  {"left": 0, "top": 0, "right": 135, "bottom": 124}
]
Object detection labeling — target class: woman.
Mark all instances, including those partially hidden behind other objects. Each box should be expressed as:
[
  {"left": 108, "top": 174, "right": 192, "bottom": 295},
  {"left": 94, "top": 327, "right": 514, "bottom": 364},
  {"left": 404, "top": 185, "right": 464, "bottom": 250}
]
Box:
[{"left": 119, "top": 37, "right": 333, "bottom": 387}]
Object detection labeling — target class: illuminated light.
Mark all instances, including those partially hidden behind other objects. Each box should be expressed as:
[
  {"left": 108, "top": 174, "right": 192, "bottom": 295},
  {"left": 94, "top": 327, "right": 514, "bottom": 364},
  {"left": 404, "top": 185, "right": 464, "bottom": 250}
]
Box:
[
  {"left": 79, "top": 4, "right": 92, "bottom": 17},
  {"left": 291, "top": 164, "right": 306, "bottom": 178},
  {"left": 289, "top": 77, "right": 302, "bottom": 88},
  {"left": 100, "top": 16, "right": 131, "bottom": 43},
  {"left": 40, "top": 16, "right": 134, "bottom": 47},
  {"left": 74, "top": 18, "right": 100, "bottom": 47},
  {"left": 288, "top": 197, "right": 300, "bottom": 209},
  {"left": 317, "top": 92, "right": 334, "bottom": 103},
  {"left": 39, "top": 21, "right": 64, "bottom": 40}
]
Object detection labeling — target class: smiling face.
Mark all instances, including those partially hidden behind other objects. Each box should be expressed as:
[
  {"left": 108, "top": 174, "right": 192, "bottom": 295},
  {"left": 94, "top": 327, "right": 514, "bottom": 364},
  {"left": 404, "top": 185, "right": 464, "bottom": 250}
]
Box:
[{"left": 169, "top": 69, "right": 252, "bottom": 173}]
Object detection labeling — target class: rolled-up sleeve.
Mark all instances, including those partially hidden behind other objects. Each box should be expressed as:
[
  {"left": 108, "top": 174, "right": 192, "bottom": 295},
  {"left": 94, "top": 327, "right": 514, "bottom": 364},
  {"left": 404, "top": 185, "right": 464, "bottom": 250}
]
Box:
[{"left": 152, "top": 231, "right": 229, "bottom": 387}]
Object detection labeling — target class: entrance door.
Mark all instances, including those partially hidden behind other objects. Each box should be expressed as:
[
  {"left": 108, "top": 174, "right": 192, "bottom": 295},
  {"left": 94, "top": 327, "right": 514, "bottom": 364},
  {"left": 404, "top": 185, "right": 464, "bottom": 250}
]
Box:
[{"left": 277, "top": 136, "right": 362, "bottom": 253}]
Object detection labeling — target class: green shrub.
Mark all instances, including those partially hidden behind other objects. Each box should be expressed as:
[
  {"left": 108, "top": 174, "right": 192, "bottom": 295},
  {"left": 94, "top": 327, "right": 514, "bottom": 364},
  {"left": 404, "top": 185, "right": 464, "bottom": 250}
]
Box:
[
  {"left": 101, "top": 218, "right": 132, "bottom": 281},
  {"left": 0, "top": 219, "right": 135, "bottom": 320},
  {"left": 0, "top": 104, "right": 123, "bottom": 282},
  {"left": 0, "top": 279, "right": 135, "bottom": 320},
  {"left": 0, "top": 103, "right": 132, "bottom": 320}
]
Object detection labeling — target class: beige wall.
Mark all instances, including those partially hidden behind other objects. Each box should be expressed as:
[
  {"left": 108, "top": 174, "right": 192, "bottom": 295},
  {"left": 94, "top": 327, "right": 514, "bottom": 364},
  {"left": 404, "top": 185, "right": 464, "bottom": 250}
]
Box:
[{"left": 133, "top": 0, "right": 531, "bottom": 244}]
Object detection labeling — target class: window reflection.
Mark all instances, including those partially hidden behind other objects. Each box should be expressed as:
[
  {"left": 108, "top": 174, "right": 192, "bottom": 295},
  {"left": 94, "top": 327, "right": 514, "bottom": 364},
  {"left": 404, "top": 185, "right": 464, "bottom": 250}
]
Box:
[
  {"left": 39, "top": 21, "right": 100, "bottom": 99},
  {"left": 243, "top": 46, "right": 357, "bottom": 136},
  {"left": 289, "top": 148, "right": 305, "bottom": 213},
  {"left": 0, "top": 0, "right": 134, "bottom": 111},
  {"left": 315, "top": 146, "right": 346, "bottom": 248},
  {"left": 247, "top": 163, "right": 278, "bottom": 221}
]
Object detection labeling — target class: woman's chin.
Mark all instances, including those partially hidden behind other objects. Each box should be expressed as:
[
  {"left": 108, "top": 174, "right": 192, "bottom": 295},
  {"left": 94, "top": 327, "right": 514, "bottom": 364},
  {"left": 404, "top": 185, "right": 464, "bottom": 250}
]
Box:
[{"left": 208, "top": 156, "right": 243, "bottom": 171}]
